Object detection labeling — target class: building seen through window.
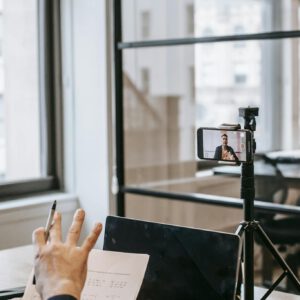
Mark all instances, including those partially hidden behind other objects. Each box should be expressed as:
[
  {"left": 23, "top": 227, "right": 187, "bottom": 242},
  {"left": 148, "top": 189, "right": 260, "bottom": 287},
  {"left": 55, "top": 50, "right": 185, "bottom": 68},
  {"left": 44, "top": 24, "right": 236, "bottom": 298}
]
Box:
[
  {"left": 141, "top": 67, "right": 150, "bottom": 94},
  {"left": 141, "top": 11, "right": 150, "bottom": 39},
  {"left": 186, "top": 3, "right": 194, "bottom": 35},
  {"left": 122, "top": 0, "right": 300, "bottom": 188},
  {"left": 0, "top": 0, "right": 45, "bottom": 183}
]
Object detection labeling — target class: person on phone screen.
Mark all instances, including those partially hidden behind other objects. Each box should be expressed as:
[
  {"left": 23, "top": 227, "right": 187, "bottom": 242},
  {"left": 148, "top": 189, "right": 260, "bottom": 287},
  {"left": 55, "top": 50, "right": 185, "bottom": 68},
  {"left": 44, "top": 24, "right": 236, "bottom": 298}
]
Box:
[{"left": 214, "top": 133, "right": 238, "bottom": 161}]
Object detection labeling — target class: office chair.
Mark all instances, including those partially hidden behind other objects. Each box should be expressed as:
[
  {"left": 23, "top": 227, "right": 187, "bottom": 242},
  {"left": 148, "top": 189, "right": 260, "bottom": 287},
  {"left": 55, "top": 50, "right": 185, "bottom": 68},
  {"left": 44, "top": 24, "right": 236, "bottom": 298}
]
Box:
[{"left": 254, "top": 155, "right": 300, "bottom": 293}]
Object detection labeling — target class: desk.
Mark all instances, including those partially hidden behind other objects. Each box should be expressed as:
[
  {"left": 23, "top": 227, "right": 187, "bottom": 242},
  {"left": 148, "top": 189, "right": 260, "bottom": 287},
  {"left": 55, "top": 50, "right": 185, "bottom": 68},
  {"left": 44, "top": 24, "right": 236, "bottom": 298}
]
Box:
[
  {"left": 0, "top": 245, "right": 299, "bottom": 300},
  {"left": 254, "top": 287, "right": 299, "bottom": 299},
  {"left": 266, "top": 150, "right": 300, "bottom": 161},
  {"left": 213, "top": 160, "right": 300, "bottom": 188},
  {"left": 0, "top": 245, "right": 33, "bottom": 291},
  {"left": 214, "top": 150, "right": 300, "bottom": 182},
  {"left": 213, "top": 159, "right": 300, "bottom": 215}
]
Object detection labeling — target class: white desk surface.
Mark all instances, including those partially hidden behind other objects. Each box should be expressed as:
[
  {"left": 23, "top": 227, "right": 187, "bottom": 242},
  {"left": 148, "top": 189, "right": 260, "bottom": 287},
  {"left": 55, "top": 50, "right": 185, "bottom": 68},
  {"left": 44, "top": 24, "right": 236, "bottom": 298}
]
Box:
[
  {"left": 253, "top": 287, "right": 299, "bottom": 299},
  {"left": 267, "top": 150, "right": 300, "bottom": 160},
  {"left": 0, "top": 245, "right": 299, "bottom": 299}
]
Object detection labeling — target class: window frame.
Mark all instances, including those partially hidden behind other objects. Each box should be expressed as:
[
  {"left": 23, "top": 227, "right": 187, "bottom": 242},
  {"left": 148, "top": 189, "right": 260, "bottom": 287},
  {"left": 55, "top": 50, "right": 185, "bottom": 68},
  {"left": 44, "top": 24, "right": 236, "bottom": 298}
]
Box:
[{"left": 0, "top": 0, "right": 63, "bottom": 201}]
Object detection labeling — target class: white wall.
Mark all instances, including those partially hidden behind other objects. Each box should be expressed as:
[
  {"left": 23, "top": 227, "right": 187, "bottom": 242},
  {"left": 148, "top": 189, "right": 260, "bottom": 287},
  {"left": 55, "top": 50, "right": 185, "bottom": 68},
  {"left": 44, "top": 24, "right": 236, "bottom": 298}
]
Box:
[
  {"left": 61, "top": 0, "right": 111, "bottom": 247},
  {"left": 0, "top": 193, "right": 78, "bottom": 250}
]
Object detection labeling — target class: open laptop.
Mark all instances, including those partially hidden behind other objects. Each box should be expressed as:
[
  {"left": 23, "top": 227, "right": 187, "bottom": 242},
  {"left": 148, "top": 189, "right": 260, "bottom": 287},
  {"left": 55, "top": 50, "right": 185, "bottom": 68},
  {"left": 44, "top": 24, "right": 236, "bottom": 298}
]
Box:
[{"left": 103, "top": 216, "right": 242, "bottom": 300}]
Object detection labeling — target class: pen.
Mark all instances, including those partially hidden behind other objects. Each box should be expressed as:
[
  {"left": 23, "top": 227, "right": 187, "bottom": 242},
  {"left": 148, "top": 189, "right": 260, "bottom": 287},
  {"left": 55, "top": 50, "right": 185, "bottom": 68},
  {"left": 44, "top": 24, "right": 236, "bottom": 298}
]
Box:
[
  {"left": 44, "top": 200, "right": 57, "bottom": 240},
  {"left": 33, "top": 200, "right": 57, "bottom": 284}
]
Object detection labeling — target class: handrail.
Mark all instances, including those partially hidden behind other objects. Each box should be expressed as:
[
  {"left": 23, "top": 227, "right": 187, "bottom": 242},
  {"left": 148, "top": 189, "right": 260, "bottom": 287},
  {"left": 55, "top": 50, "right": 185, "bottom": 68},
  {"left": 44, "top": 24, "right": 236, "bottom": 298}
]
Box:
[
  {"left": 119, "top": 30, "right": 300, "bottom": 49},
  {"left": 122, "top": 186, "right": 300, "bottom": 216}
]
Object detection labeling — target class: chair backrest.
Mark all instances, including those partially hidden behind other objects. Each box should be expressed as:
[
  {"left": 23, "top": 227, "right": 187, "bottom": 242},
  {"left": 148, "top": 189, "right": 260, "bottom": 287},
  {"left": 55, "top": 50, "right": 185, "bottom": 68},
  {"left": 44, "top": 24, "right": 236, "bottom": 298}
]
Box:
[
  {"left": 103, "top": 216, "right": 242, "bottom": 300},
  {"left": 255, "top": 155, "right": 288, "bottom": 221}
]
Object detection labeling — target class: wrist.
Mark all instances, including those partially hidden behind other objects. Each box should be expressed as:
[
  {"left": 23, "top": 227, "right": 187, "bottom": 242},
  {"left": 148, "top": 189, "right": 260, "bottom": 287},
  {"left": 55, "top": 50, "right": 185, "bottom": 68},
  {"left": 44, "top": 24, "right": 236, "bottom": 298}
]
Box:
[
  {"left": 43, "top": 279, "right": 81, "bottom": 300},
  {"left": 48, "top": 296, "right": 77, "bottom": 300}
]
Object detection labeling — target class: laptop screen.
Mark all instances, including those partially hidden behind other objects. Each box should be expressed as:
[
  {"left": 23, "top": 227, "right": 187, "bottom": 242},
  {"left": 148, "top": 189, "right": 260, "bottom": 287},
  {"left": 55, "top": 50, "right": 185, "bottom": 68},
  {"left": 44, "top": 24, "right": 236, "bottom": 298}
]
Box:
[{"left": 103, "top": 216, "right": 241, "bottom": 300}]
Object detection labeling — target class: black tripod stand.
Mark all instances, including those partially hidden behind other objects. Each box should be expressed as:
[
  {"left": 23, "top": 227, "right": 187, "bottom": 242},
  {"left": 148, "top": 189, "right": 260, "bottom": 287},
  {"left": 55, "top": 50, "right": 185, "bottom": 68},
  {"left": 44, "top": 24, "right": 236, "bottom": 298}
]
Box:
[{"left": 235, "top": 107, "right": 300, "bottom": 300}]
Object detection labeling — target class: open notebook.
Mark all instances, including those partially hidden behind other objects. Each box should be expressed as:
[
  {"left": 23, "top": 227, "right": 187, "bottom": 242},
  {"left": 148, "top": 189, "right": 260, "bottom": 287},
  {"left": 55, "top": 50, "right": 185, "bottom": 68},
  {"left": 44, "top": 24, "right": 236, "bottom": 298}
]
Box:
[{"left": 104, "top": 216, "right": 242, "bottom": 300}]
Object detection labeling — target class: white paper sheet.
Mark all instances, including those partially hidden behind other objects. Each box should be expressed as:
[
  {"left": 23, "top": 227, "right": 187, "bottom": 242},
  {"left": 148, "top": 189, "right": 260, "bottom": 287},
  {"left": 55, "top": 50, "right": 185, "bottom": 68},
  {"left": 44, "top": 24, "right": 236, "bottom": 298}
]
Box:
[{"left": 22, "top": 250, "right": 149, "bottom": 300}]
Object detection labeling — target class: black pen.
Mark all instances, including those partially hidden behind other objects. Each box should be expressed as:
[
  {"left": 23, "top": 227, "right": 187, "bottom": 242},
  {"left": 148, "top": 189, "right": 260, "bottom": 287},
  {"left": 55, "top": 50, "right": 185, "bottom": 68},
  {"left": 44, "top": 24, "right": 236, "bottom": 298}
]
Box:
[
  {"left": 33, "top": 200, "right": 57, "bottom": 285},
  {"left": 44, "top": 200, "right": 57, "bottom": 240}
]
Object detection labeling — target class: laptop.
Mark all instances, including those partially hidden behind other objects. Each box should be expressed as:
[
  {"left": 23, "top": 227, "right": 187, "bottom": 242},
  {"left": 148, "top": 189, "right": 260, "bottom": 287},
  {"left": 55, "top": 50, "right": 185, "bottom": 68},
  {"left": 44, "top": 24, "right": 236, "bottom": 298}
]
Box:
[{"left": 103, "top": 216, "right": 242, "bottom": 300}]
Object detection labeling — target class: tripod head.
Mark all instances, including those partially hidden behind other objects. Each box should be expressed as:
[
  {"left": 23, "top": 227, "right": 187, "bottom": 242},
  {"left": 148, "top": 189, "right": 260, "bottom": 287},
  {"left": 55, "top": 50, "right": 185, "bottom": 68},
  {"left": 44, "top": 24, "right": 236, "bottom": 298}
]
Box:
[
  {"left": 239, "top": 107, "right": 259, "bottom": 132},
  {"left": 239, "top": 107, "right": 259, "bottom": 156}
]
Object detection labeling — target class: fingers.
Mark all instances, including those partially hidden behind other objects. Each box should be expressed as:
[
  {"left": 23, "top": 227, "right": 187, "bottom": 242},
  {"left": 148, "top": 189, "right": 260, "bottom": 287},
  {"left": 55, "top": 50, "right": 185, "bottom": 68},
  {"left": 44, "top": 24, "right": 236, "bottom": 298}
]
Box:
[
  {"left": 33, "top": 227, "right": 46, "bottom": 253},
  {"left": 33, "top": 208, "right": 101, "bottom": 254},
  {"left": 81, "top": 223, "right": 102, "bottom": 253},
  {"left": 66, "top": 209, "right": 85, "bottom": 246},
  {"left": 49, "top": 212, "right": 62, "bottom": 242}
]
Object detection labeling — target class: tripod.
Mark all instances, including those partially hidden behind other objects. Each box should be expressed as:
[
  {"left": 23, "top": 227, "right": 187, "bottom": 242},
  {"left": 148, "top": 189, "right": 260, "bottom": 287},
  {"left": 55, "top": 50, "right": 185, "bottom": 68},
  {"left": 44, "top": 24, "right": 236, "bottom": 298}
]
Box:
[{"left": 235, "top": 107, "right": 300, "bottom": 300}]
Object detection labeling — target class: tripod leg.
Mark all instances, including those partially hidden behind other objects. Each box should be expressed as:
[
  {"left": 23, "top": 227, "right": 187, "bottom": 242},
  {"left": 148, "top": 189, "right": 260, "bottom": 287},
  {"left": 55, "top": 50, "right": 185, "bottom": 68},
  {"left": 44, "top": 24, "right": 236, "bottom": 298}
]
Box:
[
  {"left": 255, "top": 223, "right": 300, "bottom": 293},
  {"left": 235, "top": 221, "right": 255, "bottom": 299},
  {"left": 244, "top": 226, "right": 254, "bottom": 299},
  {"left": 236, "top": 262, "right": 243, "bottom": 300},
  {"left": 285, "top": 253, "right": 300, "bottom": 293},
  {"left": 235, "top": 223, "right": 245, "bottom": 237},
  {"left": 241, "top": 162, "right": 255, "bottom": 300}
]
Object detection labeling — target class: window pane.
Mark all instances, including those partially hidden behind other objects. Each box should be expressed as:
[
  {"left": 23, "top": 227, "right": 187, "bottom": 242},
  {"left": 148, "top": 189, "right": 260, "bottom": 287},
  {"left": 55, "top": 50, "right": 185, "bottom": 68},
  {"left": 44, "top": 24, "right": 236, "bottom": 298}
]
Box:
[
  {"left": 0, "top": 0, "right": 42, "bottom": 182},
  {"left": 122, "top": 0, "right": 300, "bottom": 42},
  {"left": 123, "top": 37, "right": 300, "bottom": 186}
]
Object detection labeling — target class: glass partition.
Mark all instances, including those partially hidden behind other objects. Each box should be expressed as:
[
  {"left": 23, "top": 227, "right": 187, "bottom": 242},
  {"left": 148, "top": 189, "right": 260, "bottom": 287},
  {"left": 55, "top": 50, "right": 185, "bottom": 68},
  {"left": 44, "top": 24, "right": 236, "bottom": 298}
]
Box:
[{"left": 117, "top": 1, "right": 300, "bottom": 293}]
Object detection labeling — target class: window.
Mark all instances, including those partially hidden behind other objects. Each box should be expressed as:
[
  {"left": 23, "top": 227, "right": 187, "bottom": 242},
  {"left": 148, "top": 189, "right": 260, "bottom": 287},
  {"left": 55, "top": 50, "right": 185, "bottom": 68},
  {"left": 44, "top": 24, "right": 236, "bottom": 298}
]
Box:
[
  {"left": 141, "top": 11, "right": 150, "bottom": 39},
  {"left": 0, "top": 0, "right": 62, "bottom": 199},
  {"left": 234, "top": 74, "right": 247, "bottom": 84},
  {"left": 233, "top": 25, "right": 246, "bottom": 48},
  {"left": 141, "top": 68, "right": 150, "bottom": 94},
  {"left": 186, "top": 4, "right": 194, "bottom": 35},
  {"left": 0, "top": 11, "right": 3, "bottom": 56},
  {"left": 233, "top": 64, "right": 248, "bottom": 85},
  {"left": 189, "top": 66, "right": 195, "bottom": 99},
  {"left": 202, "top": 27, "right": 213, "bottom": 36},
  {"left": 2, "top": 0, "right": 41, "bottom": 181}
]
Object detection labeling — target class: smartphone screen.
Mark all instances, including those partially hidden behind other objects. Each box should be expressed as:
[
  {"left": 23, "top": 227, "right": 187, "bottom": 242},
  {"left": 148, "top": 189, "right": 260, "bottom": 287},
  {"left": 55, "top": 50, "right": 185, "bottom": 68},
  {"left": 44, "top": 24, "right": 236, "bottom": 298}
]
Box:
[{"left": 197, "top": 127, "right": 253, "bottom": 163}]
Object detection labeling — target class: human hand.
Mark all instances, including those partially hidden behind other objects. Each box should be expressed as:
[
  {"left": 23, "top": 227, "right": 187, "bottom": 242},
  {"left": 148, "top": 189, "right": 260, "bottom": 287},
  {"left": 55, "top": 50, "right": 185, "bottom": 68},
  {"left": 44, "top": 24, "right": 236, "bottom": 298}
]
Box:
[
  {"left": 32, "top": 209, "right": 102, "bottom": 300},
  {"left": 223, "top": 150, "right": 232, "bottom": 160}
]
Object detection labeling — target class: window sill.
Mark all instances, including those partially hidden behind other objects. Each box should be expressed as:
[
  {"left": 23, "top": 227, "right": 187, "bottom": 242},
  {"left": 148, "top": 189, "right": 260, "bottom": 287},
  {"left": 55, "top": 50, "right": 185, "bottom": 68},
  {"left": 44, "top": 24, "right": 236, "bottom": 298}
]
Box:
[{"left": 0, "top": 192, "right": 79, "bottom": 249}]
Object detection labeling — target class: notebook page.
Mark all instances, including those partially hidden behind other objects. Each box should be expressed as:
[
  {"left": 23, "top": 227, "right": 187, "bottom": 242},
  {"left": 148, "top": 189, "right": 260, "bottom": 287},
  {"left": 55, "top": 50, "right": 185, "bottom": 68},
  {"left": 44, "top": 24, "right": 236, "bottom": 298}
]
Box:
[{"left": 22, "top": 249, "right": 149, "bottom": 300}]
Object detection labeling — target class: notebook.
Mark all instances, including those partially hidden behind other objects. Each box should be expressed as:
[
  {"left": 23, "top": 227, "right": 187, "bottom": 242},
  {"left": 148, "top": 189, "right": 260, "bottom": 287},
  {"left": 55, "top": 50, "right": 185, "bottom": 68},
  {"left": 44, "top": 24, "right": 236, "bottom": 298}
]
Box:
[
  {"left": 103, "top": 216, "right": 242, "bottom": 300},
  {"left": 22, "top": 249, "right": 149, "bottom": 300}
]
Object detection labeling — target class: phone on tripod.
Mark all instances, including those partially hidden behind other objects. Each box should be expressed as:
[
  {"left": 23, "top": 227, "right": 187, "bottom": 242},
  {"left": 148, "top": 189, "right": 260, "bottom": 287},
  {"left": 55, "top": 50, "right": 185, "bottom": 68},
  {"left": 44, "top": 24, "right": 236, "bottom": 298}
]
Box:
[{"left": 197, "top": 127, "right": 253, "bottom": 163}]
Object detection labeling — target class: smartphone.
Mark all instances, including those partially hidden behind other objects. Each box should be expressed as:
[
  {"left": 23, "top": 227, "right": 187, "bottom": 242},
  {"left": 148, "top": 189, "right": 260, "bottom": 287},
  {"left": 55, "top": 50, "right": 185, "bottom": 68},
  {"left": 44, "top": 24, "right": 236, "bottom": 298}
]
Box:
[{"left": 197, "top": 127, "right": 253, "bottom": 163}]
